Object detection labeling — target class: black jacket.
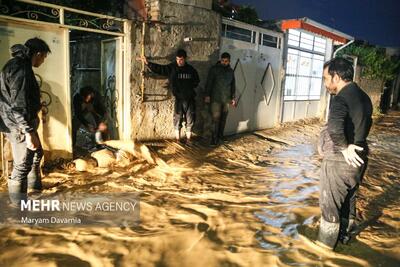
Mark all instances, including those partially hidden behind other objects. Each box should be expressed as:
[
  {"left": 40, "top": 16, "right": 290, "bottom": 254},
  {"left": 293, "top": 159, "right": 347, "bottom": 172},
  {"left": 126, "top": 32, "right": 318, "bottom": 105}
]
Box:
[
  {"left": 205, "top": 62, "right": 235, "bottom": 103},
  {"left": 326, "top": 82, "right": 373, "bottom": 154},
  {"left": 73, "top": 92, "right": 106, "bottom": 127},
  {"left": 0, "top": 44, "right": 41, "bottom": 133},
  {"left": 147, "top": 61, "right": 200, "bottom": 100}
]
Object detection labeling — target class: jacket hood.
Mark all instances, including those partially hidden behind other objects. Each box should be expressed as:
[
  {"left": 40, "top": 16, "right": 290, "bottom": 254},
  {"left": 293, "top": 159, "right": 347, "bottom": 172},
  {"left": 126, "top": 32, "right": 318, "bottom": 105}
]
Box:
[{"left": 10, "top": 44, "right": 30, "bottom": 59}]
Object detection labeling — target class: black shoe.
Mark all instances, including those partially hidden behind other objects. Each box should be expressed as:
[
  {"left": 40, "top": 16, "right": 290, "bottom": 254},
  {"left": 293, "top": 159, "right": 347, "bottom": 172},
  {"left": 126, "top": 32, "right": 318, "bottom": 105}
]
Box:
[
  {"left": 339, "top": 219, "right": 357, "bottom": 245},
  {"left": 210, "top": 137, "right": 218, "bottom": 147}
]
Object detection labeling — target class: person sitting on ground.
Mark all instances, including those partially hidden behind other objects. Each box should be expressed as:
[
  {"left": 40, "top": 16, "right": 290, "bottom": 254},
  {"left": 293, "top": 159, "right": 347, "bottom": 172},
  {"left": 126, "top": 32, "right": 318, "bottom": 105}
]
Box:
[{"left": 72, "top": 86, "right": 108, "bottom": 148}]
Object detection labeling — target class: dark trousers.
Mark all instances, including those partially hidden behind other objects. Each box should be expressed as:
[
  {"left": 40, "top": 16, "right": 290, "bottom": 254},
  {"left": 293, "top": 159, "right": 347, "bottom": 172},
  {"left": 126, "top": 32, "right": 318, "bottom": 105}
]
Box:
[
  {"left": 211, "top": 102, "right": 229, "bottom": 140},
  {"left": 319, "top": 157, "right": 368, "bottom": 224},
  {"left": 7, "top": 129, "right": 43, "bottom": 190},
  {"left": 174, "top": 98, "right": 195, "bottom": 131}
]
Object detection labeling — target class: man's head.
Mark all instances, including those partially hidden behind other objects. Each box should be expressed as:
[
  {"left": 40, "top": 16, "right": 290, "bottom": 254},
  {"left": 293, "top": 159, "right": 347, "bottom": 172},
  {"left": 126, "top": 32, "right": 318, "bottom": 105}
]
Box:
[
  {"left": 323, "top": 57, "right": 354, "bottom": 95},
  {"left": 24, "top": 37, "right": 51, "bottom": 67},
  {"left": 176, "top": 49, "right": 187, "bottom": 67},
  {"left": 220, "top": 52, "right": 231, "bottom": 67},
  {"left": 80, "top": 86, "right": 95, "bottom": 103}
]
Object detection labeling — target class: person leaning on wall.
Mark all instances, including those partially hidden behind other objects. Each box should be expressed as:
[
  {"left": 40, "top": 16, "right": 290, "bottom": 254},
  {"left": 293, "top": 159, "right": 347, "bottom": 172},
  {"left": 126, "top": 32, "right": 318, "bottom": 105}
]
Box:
[{"left": 138, "top": 49, "right": 200, "bottom": 143}]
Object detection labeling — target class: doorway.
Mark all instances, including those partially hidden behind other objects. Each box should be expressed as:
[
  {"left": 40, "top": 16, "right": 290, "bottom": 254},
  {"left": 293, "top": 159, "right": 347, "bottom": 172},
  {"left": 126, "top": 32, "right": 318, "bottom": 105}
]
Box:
[{"left": 69, "top": 30, "right": 122, "bottom": 154}]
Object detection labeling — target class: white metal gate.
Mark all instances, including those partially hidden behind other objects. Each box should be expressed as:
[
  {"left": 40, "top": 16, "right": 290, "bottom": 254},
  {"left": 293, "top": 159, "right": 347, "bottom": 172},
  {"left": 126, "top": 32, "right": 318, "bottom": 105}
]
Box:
[{"left": 220, "top": 19, "right": 284, "bottom": 135}]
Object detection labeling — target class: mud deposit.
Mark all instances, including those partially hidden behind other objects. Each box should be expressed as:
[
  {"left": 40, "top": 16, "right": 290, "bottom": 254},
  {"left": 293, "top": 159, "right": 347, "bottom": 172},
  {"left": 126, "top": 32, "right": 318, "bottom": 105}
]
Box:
[{"left": 1, "top": 112, "right": 399, "bottom": 267}]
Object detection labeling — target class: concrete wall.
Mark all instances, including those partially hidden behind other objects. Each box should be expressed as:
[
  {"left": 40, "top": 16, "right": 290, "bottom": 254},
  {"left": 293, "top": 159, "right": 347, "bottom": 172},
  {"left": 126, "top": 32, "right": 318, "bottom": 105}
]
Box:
[{"left": 130, "top": 0, "right": 220, "bottom": 140}]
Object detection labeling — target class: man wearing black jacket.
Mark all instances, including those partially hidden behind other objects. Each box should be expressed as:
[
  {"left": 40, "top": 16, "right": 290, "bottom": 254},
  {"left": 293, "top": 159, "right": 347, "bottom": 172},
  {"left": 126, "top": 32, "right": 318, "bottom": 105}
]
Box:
[
  {"left": 140, "top": 49, "right": 200, "bottom": 142},
  {"left": 0, "top": 38, "right": 51, "bottom": 204},
  {"left": 317, "top": 57, "right": 372, "bottom": 250}
]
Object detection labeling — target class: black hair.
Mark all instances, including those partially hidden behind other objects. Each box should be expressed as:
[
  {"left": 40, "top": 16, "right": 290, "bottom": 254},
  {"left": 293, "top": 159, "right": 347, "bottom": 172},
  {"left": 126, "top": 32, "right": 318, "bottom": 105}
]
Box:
[
  {"left": 24, "top": 37, "right": 51, "bottom": 58},
  {"left": 323, "top": 57, "right": 354, "bottom": 82},
  {"left": 176, "top": 49, "right": 187, "bottom": 58},
  {"left": 221, "top": 52, "right": 231, "bottom": 59},
  {"left": 79, "top": 86, "right": 95, "bottom": 98}
]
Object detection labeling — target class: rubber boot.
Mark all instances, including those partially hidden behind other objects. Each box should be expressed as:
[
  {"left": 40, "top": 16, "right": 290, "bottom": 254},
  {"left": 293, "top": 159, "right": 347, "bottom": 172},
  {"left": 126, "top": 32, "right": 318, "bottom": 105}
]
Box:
[
  {"left": 175, "top": 129, "right": 181, "bottom": 142},
  {"left": 185, "top": 130, "right": 192, "bottom": 144},
  {"left": 211, "top": 121, "right": 219, "bottom": 146},
  {"left": 27, "top": 168, "right": 42, "bottom": 191},
  {"left": 317, "top": 217, "right": 340, "bottom": 250},
  {"left": 218, "top": 111, "right": 228, "bottom": 141},
  {"left": 8, "top": 179, "right": 27, "bottom": 206}
]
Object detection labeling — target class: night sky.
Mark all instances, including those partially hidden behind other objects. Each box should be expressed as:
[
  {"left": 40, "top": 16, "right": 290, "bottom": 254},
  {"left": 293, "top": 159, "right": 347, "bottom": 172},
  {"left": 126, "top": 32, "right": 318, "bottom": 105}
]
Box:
[{"left": 233, "top": 0, "right": 400, "bottom": 47}]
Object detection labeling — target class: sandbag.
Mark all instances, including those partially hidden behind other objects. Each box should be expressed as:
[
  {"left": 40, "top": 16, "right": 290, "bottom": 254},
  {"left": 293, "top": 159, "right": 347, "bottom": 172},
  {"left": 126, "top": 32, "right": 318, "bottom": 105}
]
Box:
[
  {"left": 104, "top": 140, "right": 136, "bottom": 156},
  {"left": 74, "top": 158, "right": 97, "bottom": 172},
  {"left": 91, "top": 149, "right": 116, "bottom": 168}
]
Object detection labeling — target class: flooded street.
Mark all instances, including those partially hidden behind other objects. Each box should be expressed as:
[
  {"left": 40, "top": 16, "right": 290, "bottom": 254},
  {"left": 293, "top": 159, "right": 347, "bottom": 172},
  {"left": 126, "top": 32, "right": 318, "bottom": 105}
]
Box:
[{"left": 0, "top": 112, "right": 399, "bottom": 267}]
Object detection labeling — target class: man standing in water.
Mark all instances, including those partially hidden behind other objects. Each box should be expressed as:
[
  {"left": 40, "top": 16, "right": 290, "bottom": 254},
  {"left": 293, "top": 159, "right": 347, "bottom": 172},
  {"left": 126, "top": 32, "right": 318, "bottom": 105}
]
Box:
[
  {"left": 205, "top": 52, "right": 236, "bottom": 146},
  {"left": 317, "top": 57, "right": 372, "bottom": 250},
  {"left": 139, "top": 49, "right": 200, "bottom": 143},
  {"left": 0, "top": 38, "right": 51, "bottom": 204}
]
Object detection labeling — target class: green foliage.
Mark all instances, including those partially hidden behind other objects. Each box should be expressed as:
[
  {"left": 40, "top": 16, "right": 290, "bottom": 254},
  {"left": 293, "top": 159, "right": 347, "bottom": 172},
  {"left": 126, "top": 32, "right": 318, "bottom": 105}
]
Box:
[
  {"left": 338, "top": 43, "right": 400, "bottom": 81},
  {"left": 213, "top": 1, "right": 260, "bottom": 25},
  {"left": 235, "top": 5, "right": 259, "bottom": 25}
]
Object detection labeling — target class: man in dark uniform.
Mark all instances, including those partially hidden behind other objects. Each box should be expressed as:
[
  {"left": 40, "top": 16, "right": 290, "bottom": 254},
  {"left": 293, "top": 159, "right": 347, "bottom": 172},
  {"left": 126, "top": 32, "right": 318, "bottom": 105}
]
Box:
[
  {"left": 317, "top": 57, "right": 373, "bottom": 250},
  {"left": 0, "top": 38, "right": 51, "bottom": 204},
  {"left": 205, "top": 52, "right": 236, "bottom": 146},
  {"left": 140, "top": 49, "right": 200, "bottom": 142}
]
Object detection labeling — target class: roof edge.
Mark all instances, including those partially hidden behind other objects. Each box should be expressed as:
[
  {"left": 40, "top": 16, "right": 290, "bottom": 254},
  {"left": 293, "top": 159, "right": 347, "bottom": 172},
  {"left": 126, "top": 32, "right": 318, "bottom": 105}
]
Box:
[{"left": 281, "top": 17, "right": 354, "bottom": 43}]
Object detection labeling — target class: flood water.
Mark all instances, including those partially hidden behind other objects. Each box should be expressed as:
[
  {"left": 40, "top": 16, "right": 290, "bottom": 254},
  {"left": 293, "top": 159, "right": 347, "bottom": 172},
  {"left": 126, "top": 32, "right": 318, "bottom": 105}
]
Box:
[{"left": 0, "top": 112, "right": 399, "bottom": 267}]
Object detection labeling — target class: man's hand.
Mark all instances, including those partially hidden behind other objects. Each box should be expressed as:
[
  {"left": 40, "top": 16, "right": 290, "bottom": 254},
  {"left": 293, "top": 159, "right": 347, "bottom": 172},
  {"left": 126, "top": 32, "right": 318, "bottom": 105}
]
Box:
[
  {"left": 86, "top": 125, "right": 96, "bottom": 133},
  {"left": 231, "top": 99, "right": 237, "bottom": 107},
  {"left": 341, "top": 144, "right": 364, "bottom": 168},
  {"left": 204, "top": 96, "right": 210, "bottom": 103},
  {"left": 136, "top": 55, "right": 148, "bottom": 65},
  {"left": 25, "top": 132, "right": 40, "bottom": 151}
]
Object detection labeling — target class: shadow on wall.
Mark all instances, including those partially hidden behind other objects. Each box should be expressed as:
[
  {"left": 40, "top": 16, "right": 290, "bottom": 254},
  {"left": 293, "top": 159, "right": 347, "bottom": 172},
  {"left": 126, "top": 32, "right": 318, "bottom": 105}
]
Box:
[
  {"left": 40, "top": 80, "right": 70, "bottom": 159},
  {"left": 0, "top": 27, "right": 12, "bottom": 65}
]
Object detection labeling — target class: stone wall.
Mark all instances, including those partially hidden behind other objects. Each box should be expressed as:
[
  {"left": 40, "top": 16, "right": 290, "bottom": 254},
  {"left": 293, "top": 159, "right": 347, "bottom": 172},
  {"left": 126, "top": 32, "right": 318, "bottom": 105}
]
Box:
[
  {"left": 130, "top": 0, "right": 220, "bottom": 140},
  {"left": 162, "top": 0, "right": 213, "bottom": 9},
  {"left": 355, "top": 66, "right": 384, "bottom": 113}
]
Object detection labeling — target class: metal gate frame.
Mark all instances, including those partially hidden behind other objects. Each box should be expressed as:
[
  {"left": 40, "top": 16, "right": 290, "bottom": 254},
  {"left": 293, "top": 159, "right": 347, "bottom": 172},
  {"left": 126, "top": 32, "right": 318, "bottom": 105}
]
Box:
[
  {"left": 0, "top": 0, "right": 132, "bottom": 177},
  {"left": 0, "top": 0, "right": 132, "bottom": 141}
]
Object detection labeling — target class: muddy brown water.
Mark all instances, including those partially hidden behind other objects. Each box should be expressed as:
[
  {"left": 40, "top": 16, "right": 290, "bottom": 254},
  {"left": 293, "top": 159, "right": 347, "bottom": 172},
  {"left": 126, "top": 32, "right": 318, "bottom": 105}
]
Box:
[{"left": 0, "top": 112, "right": 399, "bottom": 267}]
